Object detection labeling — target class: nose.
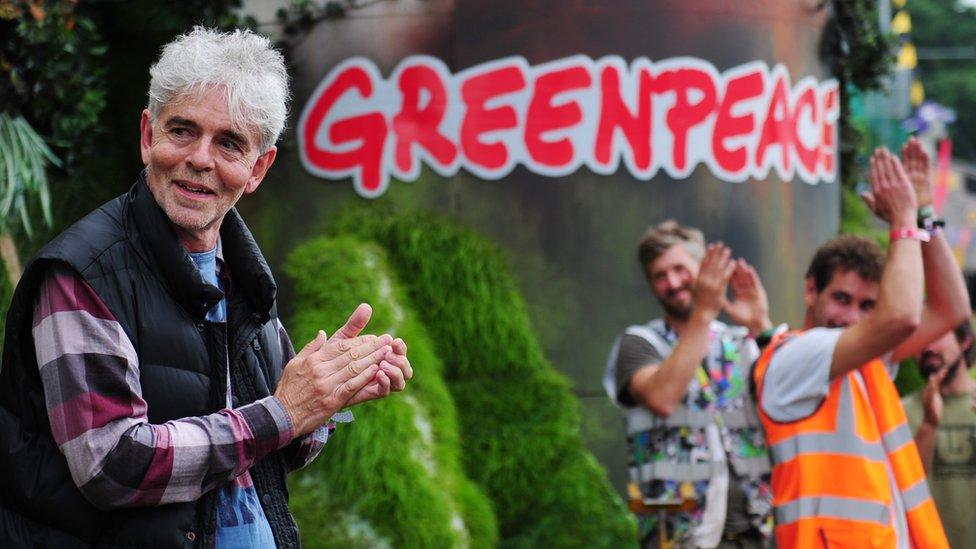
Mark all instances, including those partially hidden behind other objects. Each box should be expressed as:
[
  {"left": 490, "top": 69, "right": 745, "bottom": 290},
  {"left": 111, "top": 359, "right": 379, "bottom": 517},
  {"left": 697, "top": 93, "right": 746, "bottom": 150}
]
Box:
[
  {"left": 833, "top": 306, "right": 864, "bottom": 328},
  {"left": 665, "top": 270, "right": 684, "bottom": 290},
  {"left": 186, "top": 138, "right": 215, "bottom": 171}
]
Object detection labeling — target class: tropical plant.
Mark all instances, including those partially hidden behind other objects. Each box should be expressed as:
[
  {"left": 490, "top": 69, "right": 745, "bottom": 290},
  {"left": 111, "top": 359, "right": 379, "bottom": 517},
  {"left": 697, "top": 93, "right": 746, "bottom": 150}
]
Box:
[{"left": 0, "top": 112, "right": 58, "bottom": 282}]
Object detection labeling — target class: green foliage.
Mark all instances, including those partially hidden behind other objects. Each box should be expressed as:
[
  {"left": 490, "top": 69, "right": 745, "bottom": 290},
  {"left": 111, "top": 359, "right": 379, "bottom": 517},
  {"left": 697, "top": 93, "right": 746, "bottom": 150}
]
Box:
[
  {"left": 1, "top": 1, "right": 107, "bottom": 167},
  {"left": 910, "top": 0, "right": 976, "bottom": 160},
  {"left": 0, "top": 1, "right": 104, "bottom": 244},
  {"left": 840, "top": 187, "right": 887, "bottom": 246},
  {"left": 821, "top": 0, "right": 894, "bottom": 191},
  {"left": 285, "top": 236, "right": 497, "bottom": 548},
  {"left": 328, "top": 210, "right": 636, "bottom": 547},
  {"left": 0, "top": 113, "right": 57, "bottom": 237},
  {"left": 894, "top": 357, "right": 925, "bottom": 397}
]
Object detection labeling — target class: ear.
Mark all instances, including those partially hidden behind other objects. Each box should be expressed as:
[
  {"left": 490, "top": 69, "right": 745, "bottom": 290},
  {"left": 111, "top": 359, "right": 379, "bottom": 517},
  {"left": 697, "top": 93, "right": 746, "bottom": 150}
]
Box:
[
  {"left": 139, "top": 110, "right": 154, "bottom": 166},
  {"left": 244, "top": 146, "right": 277, "bottom": 195},
  {"left": 803, "top": 276, "right": 817, "bottom": 309}
]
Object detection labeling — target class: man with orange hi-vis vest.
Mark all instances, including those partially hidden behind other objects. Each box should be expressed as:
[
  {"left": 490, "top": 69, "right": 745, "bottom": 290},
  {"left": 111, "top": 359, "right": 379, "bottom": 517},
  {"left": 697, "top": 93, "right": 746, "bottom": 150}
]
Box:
[{"left": 754, "top": 140, "right": 970, "bottom": 548}]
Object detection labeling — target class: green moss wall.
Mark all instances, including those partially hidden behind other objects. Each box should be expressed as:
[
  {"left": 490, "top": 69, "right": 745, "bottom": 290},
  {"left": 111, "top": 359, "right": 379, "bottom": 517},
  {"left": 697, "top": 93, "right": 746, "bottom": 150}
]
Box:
[
  {"left": 285, "top": 236, "right": 497, "bottom": 548},
  {"left": 326, "top": 212, "right": 636, "bottom": 547}
]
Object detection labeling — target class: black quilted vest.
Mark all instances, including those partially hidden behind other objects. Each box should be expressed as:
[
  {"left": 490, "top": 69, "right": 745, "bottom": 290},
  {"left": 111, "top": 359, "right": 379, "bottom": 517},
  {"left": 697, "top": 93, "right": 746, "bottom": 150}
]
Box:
[{"left": 0, "top": 175, "right": 301, "bottom": 548}]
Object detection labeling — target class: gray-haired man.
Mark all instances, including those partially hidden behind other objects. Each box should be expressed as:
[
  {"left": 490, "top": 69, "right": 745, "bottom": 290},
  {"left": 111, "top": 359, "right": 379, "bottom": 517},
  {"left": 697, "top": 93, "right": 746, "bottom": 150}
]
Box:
[
  {"left": 0, "top": 28, "right": 411, "bottom": 547},
  {"left": 605, "top": 220, "right": 775, "bottom": 548}
]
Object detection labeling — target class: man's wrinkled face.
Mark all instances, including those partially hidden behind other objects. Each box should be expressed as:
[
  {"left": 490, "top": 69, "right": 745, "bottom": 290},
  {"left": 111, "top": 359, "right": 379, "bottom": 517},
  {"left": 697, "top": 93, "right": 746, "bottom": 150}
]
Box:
[
  {"left": 805, "top": 268, "right": 878, "bottom": 329},
  {"left": 647, "top": 244, "right": 700, "bottom": 320},
  {"left": 919, "top": 331, "right": 965, "bottom": 380},
  {"left": 139, "top": 86, "right": 276, "bottom": 250}
]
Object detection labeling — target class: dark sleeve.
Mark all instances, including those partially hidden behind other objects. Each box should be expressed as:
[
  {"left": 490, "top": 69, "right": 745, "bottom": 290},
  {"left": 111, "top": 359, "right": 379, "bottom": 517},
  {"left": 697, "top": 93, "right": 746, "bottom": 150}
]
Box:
[{"left": 614, "top": 334, "right": 665, "bottom": 407}]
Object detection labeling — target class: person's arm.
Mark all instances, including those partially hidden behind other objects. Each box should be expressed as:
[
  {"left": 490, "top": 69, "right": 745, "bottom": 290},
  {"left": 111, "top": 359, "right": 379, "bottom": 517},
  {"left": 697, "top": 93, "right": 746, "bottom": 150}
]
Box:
[
  {"left": 760, "top": 328, "right": 839, "bottom": 422},
  {"left": 891, "top": 139, "right": 971, "bottom": 363},
  {"left": 829, "top": 148, "right": 922, "bottom": 380},
  {"left": 35, "top": 266, "right": 391, "bottom": 509},
  {"left": 628, "top": 243, "right": 734, "bottom": 416}
]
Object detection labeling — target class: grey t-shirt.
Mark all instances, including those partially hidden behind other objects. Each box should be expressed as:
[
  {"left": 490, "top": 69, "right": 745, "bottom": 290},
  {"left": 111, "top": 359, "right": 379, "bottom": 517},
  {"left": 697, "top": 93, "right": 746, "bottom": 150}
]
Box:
[
  {"left": 613, "top": 324, "right": 754, "bottom": 535},
  {"left": 614, "top": 333, "right": 663, "bottom": 407}
]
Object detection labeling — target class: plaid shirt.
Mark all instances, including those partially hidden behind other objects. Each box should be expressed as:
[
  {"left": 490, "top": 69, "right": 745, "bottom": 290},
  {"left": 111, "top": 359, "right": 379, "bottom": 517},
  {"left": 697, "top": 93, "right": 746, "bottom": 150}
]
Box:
[{"left": 32, "top": 265, "right": 326, "bottom": 509}]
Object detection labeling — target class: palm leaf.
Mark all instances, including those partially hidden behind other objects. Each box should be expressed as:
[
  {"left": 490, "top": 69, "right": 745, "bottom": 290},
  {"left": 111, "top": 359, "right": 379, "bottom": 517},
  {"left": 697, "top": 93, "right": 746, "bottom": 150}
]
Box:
[{"left": 0, "top": 112, "right": 61, "bottom": 236}]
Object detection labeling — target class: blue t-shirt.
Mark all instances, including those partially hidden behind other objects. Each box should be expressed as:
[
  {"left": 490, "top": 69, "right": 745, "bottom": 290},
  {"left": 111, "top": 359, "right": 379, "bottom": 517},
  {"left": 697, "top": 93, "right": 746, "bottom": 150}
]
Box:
[{"left": 190, "top": 246, "right": 276, "bottom": 548}]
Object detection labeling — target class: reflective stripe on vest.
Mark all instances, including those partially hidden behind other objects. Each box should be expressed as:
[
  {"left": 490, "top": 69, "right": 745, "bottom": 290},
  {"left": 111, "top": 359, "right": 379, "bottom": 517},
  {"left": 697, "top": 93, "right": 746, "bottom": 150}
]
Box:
[
  {"left": 777, "top": 496, "right": 890, "bottom": 526},
  {"left": 625, "top": 404, "right": 757, "bottom": 434},
  {"left": 768, "top": 377, "right": 888, "bottom": 464},
  {"left": 859, "top": 359, "right": 948, "bottom": 547},
  {"left": 754, "top": 332, "right": 948, "bottom": 548}
]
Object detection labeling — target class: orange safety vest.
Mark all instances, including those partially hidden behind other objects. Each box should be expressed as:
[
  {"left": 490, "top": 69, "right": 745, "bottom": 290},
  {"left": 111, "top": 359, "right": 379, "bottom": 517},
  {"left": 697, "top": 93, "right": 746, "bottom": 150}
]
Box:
[{"left": 753, "top": 332, "right": 947, "bottom": 548}]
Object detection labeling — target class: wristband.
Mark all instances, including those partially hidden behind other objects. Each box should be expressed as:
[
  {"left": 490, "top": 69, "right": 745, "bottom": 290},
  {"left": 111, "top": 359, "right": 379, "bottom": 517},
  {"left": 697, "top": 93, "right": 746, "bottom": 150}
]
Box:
[{"left": 890, "top": 227, "right": 931, "bottom": 242}]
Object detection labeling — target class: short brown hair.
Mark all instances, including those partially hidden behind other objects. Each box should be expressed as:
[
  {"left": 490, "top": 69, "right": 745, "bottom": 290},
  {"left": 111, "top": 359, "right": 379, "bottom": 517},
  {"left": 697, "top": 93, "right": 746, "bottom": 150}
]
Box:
[
  {"left": 805, "top": 235, "right": 885, "bottom": 292},
  {"left": 638, "top": 220, "right": 705, "bottom": 272},
  {"left": 954, "top": 320, "right": 976, "bottom": 367}
]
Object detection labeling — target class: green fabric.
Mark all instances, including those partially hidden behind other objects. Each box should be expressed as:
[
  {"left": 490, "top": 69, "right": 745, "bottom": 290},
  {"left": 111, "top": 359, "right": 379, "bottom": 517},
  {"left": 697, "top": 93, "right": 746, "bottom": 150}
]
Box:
[
  {"left": 902, "top": 389, "right": 976, "bottom": 548},
  {"left": 285, "top": 237, "right": 497, "bottom": 548}
]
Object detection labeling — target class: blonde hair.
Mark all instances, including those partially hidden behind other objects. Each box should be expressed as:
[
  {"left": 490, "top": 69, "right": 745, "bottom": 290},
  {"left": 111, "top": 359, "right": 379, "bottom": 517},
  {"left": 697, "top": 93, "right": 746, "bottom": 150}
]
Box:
[{"left": 637, "top": 220, "right": 705, "bottom": 272}]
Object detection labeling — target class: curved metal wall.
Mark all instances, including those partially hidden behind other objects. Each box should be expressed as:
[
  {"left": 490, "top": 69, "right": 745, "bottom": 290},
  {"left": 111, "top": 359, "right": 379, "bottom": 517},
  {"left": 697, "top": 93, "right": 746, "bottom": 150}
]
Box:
[{"left": 241, "top": 0, "right": 839, "bottom": 493}]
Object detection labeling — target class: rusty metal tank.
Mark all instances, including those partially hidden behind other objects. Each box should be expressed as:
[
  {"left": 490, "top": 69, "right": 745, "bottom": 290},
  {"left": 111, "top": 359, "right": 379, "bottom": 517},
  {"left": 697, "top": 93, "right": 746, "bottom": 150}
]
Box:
[{"left": 241, "top": 0, "right": 838, "bottom": 492}]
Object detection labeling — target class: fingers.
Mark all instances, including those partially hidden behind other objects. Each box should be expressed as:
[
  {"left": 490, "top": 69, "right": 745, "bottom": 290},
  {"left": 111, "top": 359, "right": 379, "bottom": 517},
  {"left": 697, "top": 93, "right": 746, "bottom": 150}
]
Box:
[
  {"left": 392, "top": 337, "right": 407, "bottom": 356},
  {"left": 867, "top": 147, "right": 917, "bottom": 222},
  {"left": 868, "top": 152, "right": 879, "bottom": 191},
  {"left": 698, "top": 243, "right": 718, "bottom": 272},
  {"left": 383, "top": 351, "right": 413, "bottom": 381},
  {"left": 337, "top": 363, "right": 382, "bottom": 402},
  {"left": 889, "top": 148, "right": 910, "bottom": 184},
  {"left": 346, "top": 371, "right": 392, "bottom": 407},
  {"left": 697, "top": 243, "right": 734, "bottom": 291},
  {"left": 326, "top": 334, "right": 393, "bottom": 356},
  {"left": 877, "top": 148, "right": 894, "bottom": 188},
  {"left": 331, "top": 303, "right": 373, "bottom": 341},
  {"left": 344, "top": 343, "right": 393, "bottom": 378},
  {"left": 730, "top": 260, "right": 756, "bottom": 294},
  {"left": 903, "top": 137, "right": 930, "bottom": 168},
  {"left": 297, "top": 330, "right": 328, "bottom": 360},
  {"left": 716, "top": 245, "right": 734, "bottom": 284},
  {"left": 379, "top": 360, "right": 406, "bottom": 391}
]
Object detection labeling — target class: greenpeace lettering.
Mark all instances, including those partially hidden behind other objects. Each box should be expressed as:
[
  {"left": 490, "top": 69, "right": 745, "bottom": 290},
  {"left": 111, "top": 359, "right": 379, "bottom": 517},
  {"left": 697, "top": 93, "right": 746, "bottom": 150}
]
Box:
[{"left": 299, "top": 55, "right": 839, "bottom": 198}]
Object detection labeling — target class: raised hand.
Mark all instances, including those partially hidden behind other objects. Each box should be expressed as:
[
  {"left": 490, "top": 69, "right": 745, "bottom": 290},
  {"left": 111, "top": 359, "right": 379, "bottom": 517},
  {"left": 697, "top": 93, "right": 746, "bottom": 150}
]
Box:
[
  {"left": 922, "top": 366, "right": 949, "bottom": 428},
  {"left": 723, "top": 259, "right": 772, "bottom": 335},
  {"left": 901, "top": 137, "right": 933, "bottom": 208},
  {"left": 692, "top": 243, "right": 735, "bottom": 321},
  {"left": 863, "top": 148, "right": 918, "bottom": 228}
]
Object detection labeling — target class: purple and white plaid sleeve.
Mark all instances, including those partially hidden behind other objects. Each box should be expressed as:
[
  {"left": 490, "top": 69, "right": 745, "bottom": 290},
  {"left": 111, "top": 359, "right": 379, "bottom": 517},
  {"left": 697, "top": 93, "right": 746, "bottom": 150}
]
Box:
[
  {"left": 33, "top": 265, "right": 294, "bottom": 509},
  {"left": 272, "top": 318, "right": 351, "bottom": 471}
]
